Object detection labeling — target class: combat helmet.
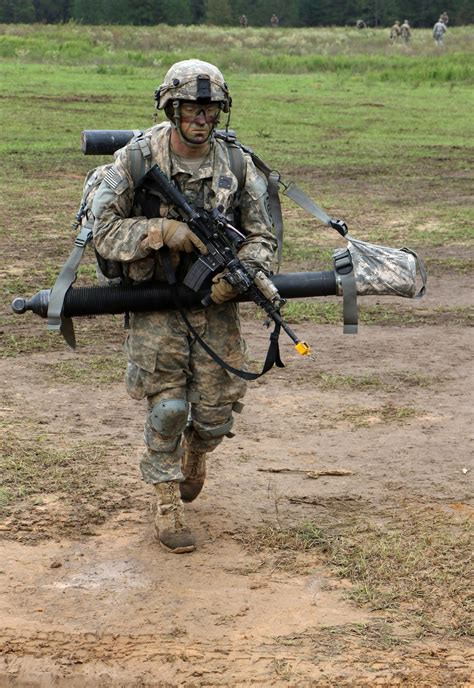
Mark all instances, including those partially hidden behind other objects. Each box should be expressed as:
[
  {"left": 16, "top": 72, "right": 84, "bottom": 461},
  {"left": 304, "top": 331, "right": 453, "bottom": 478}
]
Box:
[{"left": 155, "top": 59, "right": 231, "bottom": 113}]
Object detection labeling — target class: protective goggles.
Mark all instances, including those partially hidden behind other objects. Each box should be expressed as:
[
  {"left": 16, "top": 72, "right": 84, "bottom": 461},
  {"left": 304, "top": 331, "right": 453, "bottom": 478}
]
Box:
[{"left": 179, "top": 102, "right": 221, "bottom": 122}]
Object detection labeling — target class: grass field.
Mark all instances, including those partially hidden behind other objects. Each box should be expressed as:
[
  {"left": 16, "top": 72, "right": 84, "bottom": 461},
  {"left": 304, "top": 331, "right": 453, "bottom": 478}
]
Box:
[{"left": 1, "top": 24, "right": 473, "bottom": 311}]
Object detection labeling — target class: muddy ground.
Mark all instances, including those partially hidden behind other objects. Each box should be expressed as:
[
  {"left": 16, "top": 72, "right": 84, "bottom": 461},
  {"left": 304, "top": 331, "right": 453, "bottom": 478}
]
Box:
[{"left": 1, "top": 251, "right": 473, "bottom": 687}]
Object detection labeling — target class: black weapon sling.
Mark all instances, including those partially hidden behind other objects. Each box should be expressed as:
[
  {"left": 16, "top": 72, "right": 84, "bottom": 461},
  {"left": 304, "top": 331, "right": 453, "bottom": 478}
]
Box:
[{"left": 161, "top": 248, "right": 284, "bottom": 381}]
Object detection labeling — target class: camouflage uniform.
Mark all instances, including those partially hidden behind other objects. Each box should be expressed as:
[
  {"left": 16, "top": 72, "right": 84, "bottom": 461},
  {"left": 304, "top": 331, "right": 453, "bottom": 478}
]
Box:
[
  {"left": 433, "top": 19, "right": 447, "bottom": 45},
  {"left": 390, "top": 21, "right": 401, "bottom": 42},
  {"left": 92, "top": 121, "right": 276, "bottom": 485},
  {"left": 400, "top": 20, "right": 411, "bottom": 43}
]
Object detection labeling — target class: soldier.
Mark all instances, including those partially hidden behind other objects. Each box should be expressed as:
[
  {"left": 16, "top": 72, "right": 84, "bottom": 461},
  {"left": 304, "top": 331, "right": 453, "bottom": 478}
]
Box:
[
  {"left": 400, "top": 19, "right": 411, "bottom": 43},
  {"left": 270, "top": 13, "right": 279, "bottom": 28},
  {"left": 390, "top": 20, "right": 401, "bottom": 42},
  {"left": 91, "top": 60, "right": 276, "bottom": 554},
  {"left": 356, "top": 19, "right": 366, "bottom": 29},
  {"left": 239, "top": 14, "right": 248, "bottom": 27},
  {"left": 433, "top": 17, "right": 447, "bottom": 45}
]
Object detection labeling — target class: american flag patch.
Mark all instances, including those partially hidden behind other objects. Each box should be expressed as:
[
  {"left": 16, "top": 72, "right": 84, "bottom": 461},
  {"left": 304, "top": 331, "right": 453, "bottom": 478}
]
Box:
[{"left": 104, "top": 167, "right": 123, "bottom": 190}]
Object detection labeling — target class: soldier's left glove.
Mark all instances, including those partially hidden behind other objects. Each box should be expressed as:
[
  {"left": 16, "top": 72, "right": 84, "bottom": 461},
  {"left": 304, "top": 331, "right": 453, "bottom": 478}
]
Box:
[{"left": 210, "top": 272, "right": 240, "bottom": 304}]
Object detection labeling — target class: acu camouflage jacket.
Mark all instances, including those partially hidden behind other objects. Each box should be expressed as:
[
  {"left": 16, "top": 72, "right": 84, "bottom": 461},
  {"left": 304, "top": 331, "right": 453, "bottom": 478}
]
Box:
[{"left": 92, "top": 122, "right": 276, "bottom": 284}]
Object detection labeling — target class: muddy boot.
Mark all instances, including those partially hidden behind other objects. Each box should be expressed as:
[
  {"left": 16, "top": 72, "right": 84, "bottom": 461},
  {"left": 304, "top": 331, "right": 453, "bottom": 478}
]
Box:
[
  {"left": 154, "top": 482, "right": 196, "bottom": 554},
  {"left": 180, "top": 441, "right": 207, "bottom": 503}
]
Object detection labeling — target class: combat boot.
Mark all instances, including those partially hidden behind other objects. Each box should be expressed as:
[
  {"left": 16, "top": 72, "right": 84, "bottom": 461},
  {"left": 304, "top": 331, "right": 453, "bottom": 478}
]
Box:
[
  {"left": 180, "top": 440, "right": 206, "bottom": 503},
  {"left": 154, "top": 482, "right": 196, "bottom": 553}
]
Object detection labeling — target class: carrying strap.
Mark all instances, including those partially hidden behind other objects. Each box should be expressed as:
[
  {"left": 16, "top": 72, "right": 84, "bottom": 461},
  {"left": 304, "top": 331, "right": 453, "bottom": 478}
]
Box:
[
  {"left": 47, "top": 223, "right": 93, "bottom": 347},
  {"left": 48, "top": 135, "right": 153, "bottom": 343},
  {"left": 161, "top": 249, "right": 284, "bottom": 380},
  {"left": 333, "top": 248, "right": 358, "bottom": 334}
]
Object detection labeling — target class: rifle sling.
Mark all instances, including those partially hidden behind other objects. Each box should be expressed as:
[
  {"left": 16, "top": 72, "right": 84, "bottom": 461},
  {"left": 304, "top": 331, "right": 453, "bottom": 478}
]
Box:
[{"left": 161, "top": 249, "right": 284, "bottom": 381}]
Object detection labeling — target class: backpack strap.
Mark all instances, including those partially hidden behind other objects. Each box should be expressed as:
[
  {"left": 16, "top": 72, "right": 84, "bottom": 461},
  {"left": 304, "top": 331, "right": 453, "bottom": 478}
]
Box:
[
  {"left": 215, "top": 131, "right": 284, "bottom": 271},
  {"left": 128, "top": 133, "right": 152, "bottom": 186},
  {"left": 226, "top": 142, "right": 246, "bottom": 193}
]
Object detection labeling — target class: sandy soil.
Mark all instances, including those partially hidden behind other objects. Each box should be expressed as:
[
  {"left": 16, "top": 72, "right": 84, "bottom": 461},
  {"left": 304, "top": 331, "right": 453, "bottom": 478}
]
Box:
[{"left": 0, "top": 270, "right": 473, "bottom": 687}]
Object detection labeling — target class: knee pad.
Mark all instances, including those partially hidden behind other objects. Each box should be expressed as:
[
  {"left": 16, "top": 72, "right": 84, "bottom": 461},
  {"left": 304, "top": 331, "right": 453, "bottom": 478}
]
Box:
[{"left": 149, "top": 398, "right": 189, "bottom": 437}]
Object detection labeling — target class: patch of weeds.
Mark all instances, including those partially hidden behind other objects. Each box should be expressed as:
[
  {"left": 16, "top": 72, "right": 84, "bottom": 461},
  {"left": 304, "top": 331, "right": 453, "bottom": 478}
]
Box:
[
  {"left": 359, "top": 304, "right": 474, "bottom": 327},
  {"left": 313, "top": 371, "right": 383, "bottom": 391},
  {"left": 338, "top": 403, "right": 416, "bottom": 427},
  {"left": 295, "top": 368, "right": 435, "bottom": 392},
  {"left": 425, "top": 256, "right": 474, "bottom": 275},
  {"left": 276, "top": 620, "right": 406, "bottom": 653},
  {"left": 242, "top": 506, "right": 472, "bottom": 638},
  {"left": 246, "top": 301, "right": 473, "bottom": 328},
  {"left": 1, "top": 429, "right": 111, "bottom": 509},
  {"left": 384, "top": 370, "right": 434, "bottom": 389},
  {"left": 45, "top": 353, "right": 125, "bottom": 385},
  {"left": 324, "top": 510, "right": 473, "bottom": 638},
  {"left": 1, "top": 331, "right": 65, "bottom": 357},
  {"left": 281, "top": 301, "right": 342, "bottom": 324},
  {"left": 282, "top": 242, "right": 333, "bottom": 268},
  {"left": 0, "top": 428, "right": 129, "bottom": 538}
]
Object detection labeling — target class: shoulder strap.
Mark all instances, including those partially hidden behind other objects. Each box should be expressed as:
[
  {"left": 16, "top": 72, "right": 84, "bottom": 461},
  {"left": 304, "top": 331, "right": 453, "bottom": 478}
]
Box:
[
  {"left": 226, "top": 143, "right": 246, "bottom": 193},
  {"left": 215, "top": 130, "right": 284, "bottom": 271},
  {"left": 128, "top": 133, "right": 152, "bottom": 186}
]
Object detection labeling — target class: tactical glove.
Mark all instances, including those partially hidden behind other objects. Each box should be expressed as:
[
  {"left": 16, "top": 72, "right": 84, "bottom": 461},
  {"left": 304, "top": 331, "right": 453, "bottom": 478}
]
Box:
[
  {"left": 146, "top": 218, "right": 207, "bottom": 254},
  {"left": 162, "top": 219, "right": 207, "bottom": 254},
  {"left": 210, "top": 272, "right": 240, "bottom": 304}
]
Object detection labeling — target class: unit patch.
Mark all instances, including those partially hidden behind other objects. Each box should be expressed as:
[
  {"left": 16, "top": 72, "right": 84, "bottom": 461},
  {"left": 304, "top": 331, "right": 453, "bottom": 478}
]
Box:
[{"left": 218, "top": 175, "right": 232, "bottom": 189}]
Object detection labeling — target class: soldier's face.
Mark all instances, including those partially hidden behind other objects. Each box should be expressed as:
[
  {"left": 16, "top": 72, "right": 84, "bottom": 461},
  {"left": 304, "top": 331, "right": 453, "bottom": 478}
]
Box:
[{"left": 179, "top": 101, "right": 219, "bottom": 145}]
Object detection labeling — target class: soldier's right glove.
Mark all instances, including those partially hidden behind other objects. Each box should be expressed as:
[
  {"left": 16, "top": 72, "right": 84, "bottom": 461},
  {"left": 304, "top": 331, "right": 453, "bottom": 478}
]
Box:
[{"left": 161, "top": 219, "right": 207, "bottom": 254}]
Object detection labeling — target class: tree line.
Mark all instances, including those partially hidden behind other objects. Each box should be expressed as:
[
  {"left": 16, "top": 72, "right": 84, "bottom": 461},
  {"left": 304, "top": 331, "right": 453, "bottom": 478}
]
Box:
[{"left": 1, "top": 0, "right": 473, "bottom": 28}]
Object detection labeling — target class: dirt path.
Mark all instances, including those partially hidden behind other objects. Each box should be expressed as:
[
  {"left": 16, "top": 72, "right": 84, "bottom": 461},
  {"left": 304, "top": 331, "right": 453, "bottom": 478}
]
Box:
[{"left": 0, "top": 273, "right": 473, "bottom": 686}]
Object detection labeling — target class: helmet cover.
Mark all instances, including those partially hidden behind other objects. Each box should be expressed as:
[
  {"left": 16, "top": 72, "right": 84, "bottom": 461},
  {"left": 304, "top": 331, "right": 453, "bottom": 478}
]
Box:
[{"left": 155, "top": 59, "right": 231, "bottom": 113}]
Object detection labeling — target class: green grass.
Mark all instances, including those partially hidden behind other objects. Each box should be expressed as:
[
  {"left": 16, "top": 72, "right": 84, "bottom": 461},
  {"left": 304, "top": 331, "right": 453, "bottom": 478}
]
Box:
[
  {"left": 1, "top": 23, "right": 472, "bottom": 350},
  {"left": 1, "top": 24, "right": 473, "bottom": 81}
]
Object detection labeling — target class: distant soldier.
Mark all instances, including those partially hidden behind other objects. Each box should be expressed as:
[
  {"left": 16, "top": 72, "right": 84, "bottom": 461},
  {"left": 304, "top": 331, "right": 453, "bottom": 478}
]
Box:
[
  {"left": 433, "top": 17, "right": 447, "bottom": 45},
  {"left": 270, "top": 13, "right": 279, "bottom": 28},
  {"left": 356, "top": 19, "right": 367, "bottom": 29},
  {"left": 390, "top": 20, "right": 401, "bottom": 42},
  {"left": 400, "top": 19, "right": 411, "bottom": 43},
  {"left": 440, "top": 10, "right": 449, "bottom": 24},
  {"left": 239, "top": 14, "right": 248, "bottom": 28}
]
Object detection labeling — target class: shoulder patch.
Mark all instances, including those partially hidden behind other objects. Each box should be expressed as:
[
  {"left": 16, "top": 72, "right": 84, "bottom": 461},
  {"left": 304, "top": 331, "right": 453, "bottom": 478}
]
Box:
[
  {"left": 218, "top": 175, "right": 232, "bottom": 189},
  {"left": 104, "top": 167, "right": 128, "bottom": 193}
]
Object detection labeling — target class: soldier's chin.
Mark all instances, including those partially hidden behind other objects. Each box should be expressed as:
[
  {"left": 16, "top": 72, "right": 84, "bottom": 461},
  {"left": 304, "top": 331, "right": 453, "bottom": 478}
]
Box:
[{"left": 188, "top": 131, "right": 210, "bottom": 144}]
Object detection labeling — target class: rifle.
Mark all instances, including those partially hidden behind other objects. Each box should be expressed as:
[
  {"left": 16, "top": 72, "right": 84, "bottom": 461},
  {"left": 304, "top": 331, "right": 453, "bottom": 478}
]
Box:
[{"left": 142, "top": 163, "right": 311, "bottom": 358}]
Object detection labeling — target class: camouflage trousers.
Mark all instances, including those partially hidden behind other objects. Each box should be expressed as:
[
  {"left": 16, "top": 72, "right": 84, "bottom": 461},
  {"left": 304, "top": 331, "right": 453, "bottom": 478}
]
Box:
[{"left": 125, "top": 302, "right": 247, "bottom": 484}]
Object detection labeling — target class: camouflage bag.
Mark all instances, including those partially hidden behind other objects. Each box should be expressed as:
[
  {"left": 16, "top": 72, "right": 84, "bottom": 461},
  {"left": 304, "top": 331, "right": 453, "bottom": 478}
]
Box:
[
  {"left": 338, "top": 236, "right": 427, "bottom": 298},
  {"left": 332, "top": 236, "right": 427, "bottom": 335}
]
